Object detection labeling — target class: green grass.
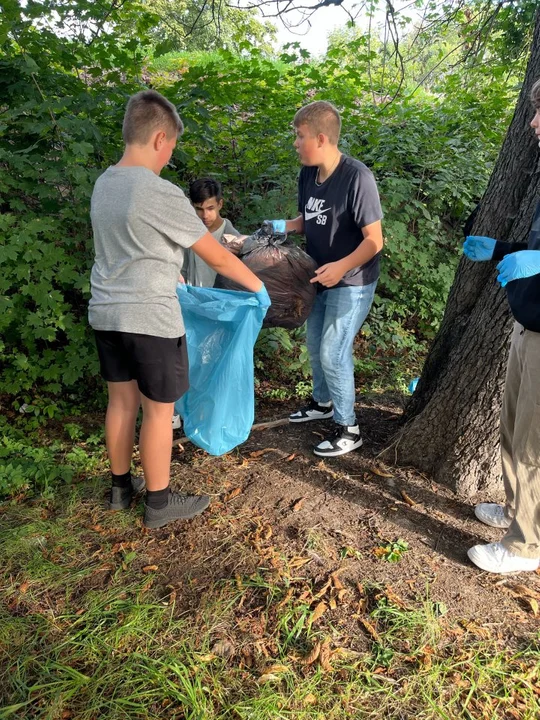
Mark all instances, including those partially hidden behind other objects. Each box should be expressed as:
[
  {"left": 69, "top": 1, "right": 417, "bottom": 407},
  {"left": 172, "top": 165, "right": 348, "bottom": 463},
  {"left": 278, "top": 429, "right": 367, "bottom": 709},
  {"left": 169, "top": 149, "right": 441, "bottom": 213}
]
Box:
[
  {"left": 0, "top": 413, "right": 539, "bottom": 719},
  {"left": 1, "top": 490, "right": 539, "bottom": 719}
]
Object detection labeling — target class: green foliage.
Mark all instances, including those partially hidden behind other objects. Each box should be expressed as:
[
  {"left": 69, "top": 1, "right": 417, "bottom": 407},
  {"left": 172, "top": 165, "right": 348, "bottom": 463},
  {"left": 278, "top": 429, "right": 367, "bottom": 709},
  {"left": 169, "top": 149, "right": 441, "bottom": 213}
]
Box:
[
  {"left": 0, "top": 1, "right": 155, "bottom": 398},
  {"left": 147, "top": 0, "right": 276, "bottom": 54},
  {"left": 376, "top": 539, "right": 410, "bottom": 563},
  {"left": 255, "top": 327, "right": 310, "bottom": 377},
  {"left": 0, "top": 435, "right": 74, "bottom": 498},
  {"left": 0, "top": 412, "right": 105, "bottom": 499},
  {"left": 0, "top": 0, "right": 522, "bottom": 417}
]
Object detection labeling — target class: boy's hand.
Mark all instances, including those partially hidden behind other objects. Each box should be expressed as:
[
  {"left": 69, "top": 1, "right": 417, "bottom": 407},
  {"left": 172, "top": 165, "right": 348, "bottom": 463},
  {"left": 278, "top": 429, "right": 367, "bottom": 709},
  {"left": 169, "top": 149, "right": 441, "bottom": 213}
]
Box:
[
  {"left": 463, "top": 236, "right": 496, "bottom": 261},
  {"left": 310, "top": 261, "right": 346, "bottom": 288},
  {"left": 267, "top": 219, "right": 286, "bottom": 233},
  {"left": 496, "top": 250, "right": 540, "bottom": 287}
]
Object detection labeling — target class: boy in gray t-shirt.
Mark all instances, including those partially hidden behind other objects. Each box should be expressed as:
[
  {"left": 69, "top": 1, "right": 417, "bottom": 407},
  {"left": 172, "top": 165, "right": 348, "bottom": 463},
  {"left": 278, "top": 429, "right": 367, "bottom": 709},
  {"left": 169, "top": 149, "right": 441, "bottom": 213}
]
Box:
[
  {"left": 89, "top": 90, "right": 269, "bottom": 529},
  {"left": 181, "top": 177, "right": 241, "bottom": 287}
]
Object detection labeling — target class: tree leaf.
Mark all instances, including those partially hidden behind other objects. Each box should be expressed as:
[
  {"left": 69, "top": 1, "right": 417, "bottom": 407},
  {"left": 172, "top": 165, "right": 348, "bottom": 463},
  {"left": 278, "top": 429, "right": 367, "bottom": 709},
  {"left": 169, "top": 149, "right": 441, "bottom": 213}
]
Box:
[{"left": 310, "top": 601, "right": 327, "bottom": 624}]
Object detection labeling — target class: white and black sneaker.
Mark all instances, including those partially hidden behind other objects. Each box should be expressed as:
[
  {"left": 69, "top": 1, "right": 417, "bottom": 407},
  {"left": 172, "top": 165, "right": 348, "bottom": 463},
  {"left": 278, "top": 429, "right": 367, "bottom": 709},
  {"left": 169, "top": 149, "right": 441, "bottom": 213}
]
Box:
[
  {"left": 313, "top": 424, "right": 363, "bottom": 457},
  {"left": 172, "top": 414, "right": 182, "bottom": 430},
  {"left": 289, "top": 398, "right": 334, "bottom": 423}
]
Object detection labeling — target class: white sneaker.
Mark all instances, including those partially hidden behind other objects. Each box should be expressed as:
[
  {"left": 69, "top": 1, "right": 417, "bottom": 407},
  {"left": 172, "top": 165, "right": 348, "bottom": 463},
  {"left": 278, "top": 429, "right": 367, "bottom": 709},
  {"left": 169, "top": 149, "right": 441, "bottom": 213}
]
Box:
[
  {"left": 474, "top": 503, "right": 512, "bottom": 529},
  {"left": 313, "top": 424, "right": 363, "bottom": 457},
  {"left": 172, "top": 414, "right": 182, "bottom": 430},
  {"left": 290, "top": 398, "right": 334, "bottom": 423},
  {"left": 467, "top": 542, "right": 540, "bottom": 574}
]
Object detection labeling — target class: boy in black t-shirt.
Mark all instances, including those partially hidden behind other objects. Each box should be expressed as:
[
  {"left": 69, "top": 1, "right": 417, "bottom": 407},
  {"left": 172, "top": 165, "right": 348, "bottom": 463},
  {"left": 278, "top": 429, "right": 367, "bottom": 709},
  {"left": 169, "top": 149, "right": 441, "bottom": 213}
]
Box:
[{"left": 270, "top": 101, "right": 384, "bottom": 457}]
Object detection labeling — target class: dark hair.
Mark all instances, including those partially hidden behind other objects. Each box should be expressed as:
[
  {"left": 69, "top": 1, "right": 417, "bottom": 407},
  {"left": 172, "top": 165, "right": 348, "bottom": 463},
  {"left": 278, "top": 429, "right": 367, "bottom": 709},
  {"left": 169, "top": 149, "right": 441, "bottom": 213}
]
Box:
[
  {"left": 122, "top": 90, "right": 183, "bottom": 145},
  {"left": 189, "top": 178, "right": 223, "bottom": 204}
]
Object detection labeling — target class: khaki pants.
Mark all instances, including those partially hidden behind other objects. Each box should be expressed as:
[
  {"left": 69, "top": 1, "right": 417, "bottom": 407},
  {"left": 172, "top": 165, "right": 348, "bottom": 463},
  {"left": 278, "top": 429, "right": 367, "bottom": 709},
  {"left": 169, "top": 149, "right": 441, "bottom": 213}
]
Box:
[{"left": 500, "top": 322, "right": 540, "bottom": 558}]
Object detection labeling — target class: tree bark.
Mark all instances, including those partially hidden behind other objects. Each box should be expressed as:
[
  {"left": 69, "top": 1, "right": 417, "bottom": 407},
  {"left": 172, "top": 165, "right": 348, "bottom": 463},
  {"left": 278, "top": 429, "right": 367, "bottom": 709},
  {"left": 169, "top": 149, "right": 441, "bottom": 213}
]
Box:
[{"left": 389, "top": 10, "right": 540, "bottom": 498}]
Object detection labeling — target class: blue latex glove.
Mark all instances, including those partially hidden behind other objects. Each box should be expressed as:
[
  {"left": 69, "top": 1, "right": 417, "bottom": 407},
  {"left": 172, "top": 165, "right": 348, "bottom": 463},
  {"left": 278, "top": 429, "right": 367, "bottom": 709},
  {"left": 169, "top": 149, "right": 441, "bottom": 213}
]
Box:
[
  {"left": 496, "top": 250, "right": 540, "bottom": 288},
  {"left": 408, "top": 377, "right": 419, "bottom": 394},
  {"left": 463, "top": 236, "right": 496, "bottom": 262},
  {"left": 267, "top": 219, "right": 286, "bottom": 234},
  {"left": 255, "top": 284, "right": 271, "bottom": 308}
]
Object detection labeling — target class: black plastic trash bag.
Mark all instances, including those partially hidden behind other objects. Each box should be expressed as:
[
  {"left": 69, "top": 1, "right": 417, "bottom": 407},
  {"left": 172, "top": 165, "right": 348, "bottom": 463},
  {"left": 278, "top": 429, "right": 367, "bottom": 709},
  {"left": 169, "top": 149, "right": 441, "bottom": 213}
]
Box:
[{"left": 215, "top": 222, "right": 317, "bottom": 329}]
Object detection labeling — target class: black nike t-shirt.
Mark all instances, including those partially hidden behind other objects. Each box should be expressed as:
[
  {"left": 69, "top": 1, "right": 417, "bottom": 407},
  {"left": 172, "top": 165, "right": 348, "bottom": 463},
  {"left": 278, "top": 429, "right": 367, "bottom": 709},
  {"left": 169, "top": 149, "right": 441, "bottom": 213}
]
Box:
[{"left": 298, "top": 155, "right": 383, "bottom": 287}]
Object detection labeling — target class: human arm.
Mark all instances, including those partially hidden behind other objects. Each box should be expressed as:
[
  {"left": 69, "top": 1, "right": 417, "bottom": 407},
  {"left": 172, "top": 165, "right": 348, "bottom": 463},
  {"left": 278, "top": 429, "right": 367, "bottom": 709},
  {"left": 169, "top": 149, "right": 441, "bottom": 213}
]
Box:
[
  {"left": 310, "top": 220, "right": 383, "bottom": 288},
  {"left": 191, "top": 232, "right": 263, "bottom": 293},
  {"left": 286, "top": 215, "right": 304, "bottom": 234}
]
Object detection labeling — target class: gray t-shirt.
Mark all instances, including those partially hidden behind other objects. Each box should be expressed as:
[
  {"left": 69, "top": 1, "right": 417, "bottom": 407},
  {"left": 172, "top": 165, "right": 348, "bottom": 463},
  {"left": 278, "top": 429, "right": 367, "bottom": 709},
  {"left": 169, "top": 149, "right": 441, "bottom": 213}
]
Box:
[
  {"left": 89, "top": 166, "right": 206, "bottom": 337},
  {"left": 182, "top": 217, "right": 240, "bottom": 287}
]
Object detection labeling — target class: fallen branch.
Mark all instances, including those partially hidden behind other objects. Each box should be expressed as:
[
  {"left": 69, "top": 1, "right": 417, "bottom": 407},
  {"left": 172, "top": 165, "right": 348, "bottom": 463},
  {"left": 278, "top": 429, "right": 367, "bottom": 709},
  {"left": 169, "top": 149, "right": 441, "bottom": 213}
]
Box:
[{"left": 172, "top": 417, "right": 289, "bottom": 448}]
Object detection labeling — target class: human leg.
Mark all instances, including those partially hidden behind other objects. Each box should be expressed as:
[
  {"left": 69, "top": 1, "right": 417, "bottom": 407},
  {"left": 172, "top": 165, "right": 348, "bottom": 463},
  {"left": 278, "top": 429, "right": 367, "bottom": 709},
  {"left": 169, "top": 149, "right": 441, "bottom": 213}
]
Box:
[
  {"left": 290, "top": 292, "right": 334, "bottom": 422},
  {"left": 125, "top": 333, "right": 209, "bottom": 528},
  {"left": 500, "top": 327, "right": 540, "bottom": 558},
  {"left": 306, "top": 291, "right": 331, "bottom": 404},
  {"left": 94, "top": 331, "right": 144, "bottom": 508},
  {"left": 139, "top": 393, "right": 174, "bottom": 492},
  {"left": 318, "top": 282, "right": 377, "bottom": 427},
  {"left": 106, "top": 380, "right": 141, "bottom": 475},
  {"left": 310, "top": 282, "right": 376, "bottom": 457},
  {"left": 473, "top": 323, "right": 522, "bottom": 530},
  {"left": 500, "top": 322, "right": 523, "bottom": 520},
  {"left": 469, "top": 325, "right": 540, "bottom": 572}
]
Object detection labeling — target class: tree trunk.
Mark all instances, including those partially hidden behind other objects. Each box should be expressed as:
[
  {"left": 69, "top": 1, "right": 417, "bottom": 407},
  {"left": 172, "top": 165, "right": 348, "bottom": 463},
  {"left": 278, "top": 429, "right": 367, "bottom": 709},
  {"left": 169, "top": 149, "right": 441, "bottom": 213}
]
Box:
[{"left": 389, "top": 11, "right": 540, "bottom": 499}]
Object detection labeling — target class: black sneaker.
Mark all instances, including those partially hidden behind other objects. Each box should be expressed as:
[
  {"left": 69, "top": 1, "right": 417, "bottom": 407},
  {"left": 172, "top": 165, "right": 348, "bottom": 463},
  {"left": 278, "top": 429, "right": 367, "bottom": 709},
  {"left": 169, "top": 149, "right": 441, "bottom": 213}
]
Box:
[
  {"left": 313, "top": 424, "right": 363, "bottom": 457},
  {"left": 289, "top": 398, "right": 334, "bottom": 423},
  {"left": 108, "top": 475, "right": 146, "bottom": 511},
  {"left": 144, "top": 491, "right": 210, "bottom": 529}
]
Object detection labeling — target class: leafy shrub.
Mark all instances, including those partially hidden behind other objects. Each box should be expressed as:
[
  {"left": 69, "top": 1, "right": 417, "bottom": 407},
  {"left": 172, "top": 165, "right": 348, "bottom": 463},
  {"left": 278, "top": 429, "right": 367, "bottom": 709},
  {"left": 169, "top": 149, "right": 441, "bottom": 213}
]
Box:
[{"left": 0, "top": 4, "right": 517, "bottom": 408}]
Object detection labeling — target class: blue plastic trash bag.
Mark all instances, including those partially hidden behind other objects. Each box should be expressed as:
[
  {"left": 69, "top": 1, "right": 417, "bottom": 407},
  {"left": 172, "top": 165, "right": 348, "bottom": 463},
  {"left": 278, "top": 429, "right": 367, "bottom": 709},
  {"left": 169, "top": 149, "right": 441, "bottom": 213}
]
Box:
[{"left": 175, "top": 283, "right": 269, "bottom": 456}]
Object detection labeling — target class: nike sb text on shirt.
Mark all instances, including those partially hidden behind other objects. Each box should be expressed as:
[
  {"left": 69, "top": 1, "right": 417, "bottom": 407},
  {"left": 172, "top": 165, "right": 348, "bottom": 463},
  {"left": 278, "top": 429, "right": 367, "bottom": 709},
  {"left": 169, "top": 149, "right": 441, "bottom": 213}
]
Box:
[
  {"left": 305, "top": 197, "right": 331, "bottom": 224},
  {"left": 298, "top": 155, "right": 383, "bottom": 287}
]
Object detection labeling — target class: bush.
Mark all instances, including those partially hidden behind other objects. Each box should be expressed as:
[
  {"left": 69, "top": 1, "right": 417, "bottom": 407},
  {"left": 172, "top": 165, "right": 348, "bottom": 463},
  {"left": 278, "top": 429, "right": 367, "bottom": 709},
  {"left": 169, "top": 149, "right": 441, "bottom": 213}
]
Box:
[{"left": 0, "top": 5, "right": 516, "bottom": 406}]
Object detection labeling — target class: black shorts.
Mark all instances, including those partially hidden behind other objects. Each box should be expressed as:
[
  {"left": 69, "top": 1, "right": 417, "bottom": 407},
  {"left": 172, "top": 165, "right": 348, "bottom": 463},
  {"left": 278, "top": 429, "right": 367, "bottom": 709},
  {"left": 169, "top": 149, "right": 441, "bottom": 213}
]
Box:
[{"left": 94, "top": 331, "right": 189, "bottom": 403}]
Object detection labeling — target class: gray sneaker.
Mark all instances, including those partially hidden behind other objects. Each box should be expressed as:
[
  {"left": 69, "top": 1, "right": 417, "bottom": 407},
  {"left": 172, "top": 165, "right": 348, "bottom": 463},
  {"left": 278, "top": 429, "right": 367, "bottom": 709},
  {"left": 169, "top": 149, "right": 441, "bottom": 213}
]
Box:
[
  {"left": 144, "top": 491, "right": 210, "bottom": 529},
  {"left": 108, "top": 475, "right": 146, "bottom": 511}
]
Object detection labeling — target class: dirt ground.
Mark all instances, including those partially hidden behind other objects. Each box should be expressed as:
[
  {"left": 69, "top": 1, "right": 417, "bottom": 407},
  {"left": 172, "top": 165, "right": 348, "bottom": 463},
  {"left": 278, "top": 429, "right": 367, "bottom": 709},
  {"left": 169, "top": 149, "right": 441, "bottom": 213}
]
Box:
[{"left": 93, "top": 392, "right": 540, "bottom": 652}]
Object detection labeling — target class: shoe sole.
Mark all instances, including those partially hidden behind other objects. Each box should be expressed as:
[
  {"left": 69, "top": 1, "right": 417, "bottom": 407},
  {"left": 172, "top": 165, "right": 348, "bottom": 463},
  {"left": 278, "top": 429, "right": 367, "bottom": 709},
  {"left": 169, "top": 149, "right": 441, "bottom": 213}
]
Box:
[
  {"left": 289, "top": 410, "right": 334, "bottom": 423},
  {"left": 467, "top": 547, "right": 539, "bottom": 574},
  {"left": 143, "top": 500, "right": 210, "bottom": 529},
  {"left": 313, "top": 438, "right": 363, "bottom": 457},
  {"left": 474, "top": 507, "right": 512, "bottom": 529},
  {"left": 108, "top": 499, "right": 131, "bottom": 511}
]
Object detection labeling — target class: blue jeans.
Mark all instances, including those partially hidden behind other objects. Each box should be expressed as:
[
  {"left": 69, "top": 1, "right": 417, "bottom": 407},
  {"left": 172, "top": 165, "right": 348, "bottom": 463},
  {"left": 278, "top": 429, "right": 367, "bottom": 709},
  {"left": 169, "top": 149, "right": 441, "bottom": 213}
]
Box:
[{"left": 306, "top": 281, "right": 377, "bottom": 427}]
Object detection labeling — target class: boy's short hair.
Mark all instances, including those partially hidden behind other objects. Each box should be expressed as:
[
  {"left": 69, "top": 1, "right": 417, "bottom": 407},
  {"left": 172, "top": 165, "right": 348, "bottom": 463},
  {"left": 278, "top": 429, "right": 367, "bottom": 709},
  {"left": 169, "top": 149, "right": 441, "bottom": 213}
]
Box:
[
  {"left": 122, "top": 90, "right": 184, "bottom": 145},
  {"left": 189, "top": 178, "right": 223, "bottom": 204},
  {"left": 294, "top": 101, "right": 341, "bottom": 144},
  {"left": 531, "top": 79, "right": 540, "bottom": 109}
]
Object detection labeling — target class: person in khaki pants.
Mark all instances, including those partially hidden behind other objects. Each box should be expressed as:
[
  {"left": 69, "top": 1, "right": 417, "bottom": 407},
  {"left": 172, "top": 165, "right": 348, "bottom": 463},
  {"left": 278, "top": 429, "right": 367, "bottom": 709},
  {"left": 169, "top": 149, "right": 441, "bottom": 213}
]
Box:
[{"left": 462, "top": 78, "right": 540, "bottom": 573}]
